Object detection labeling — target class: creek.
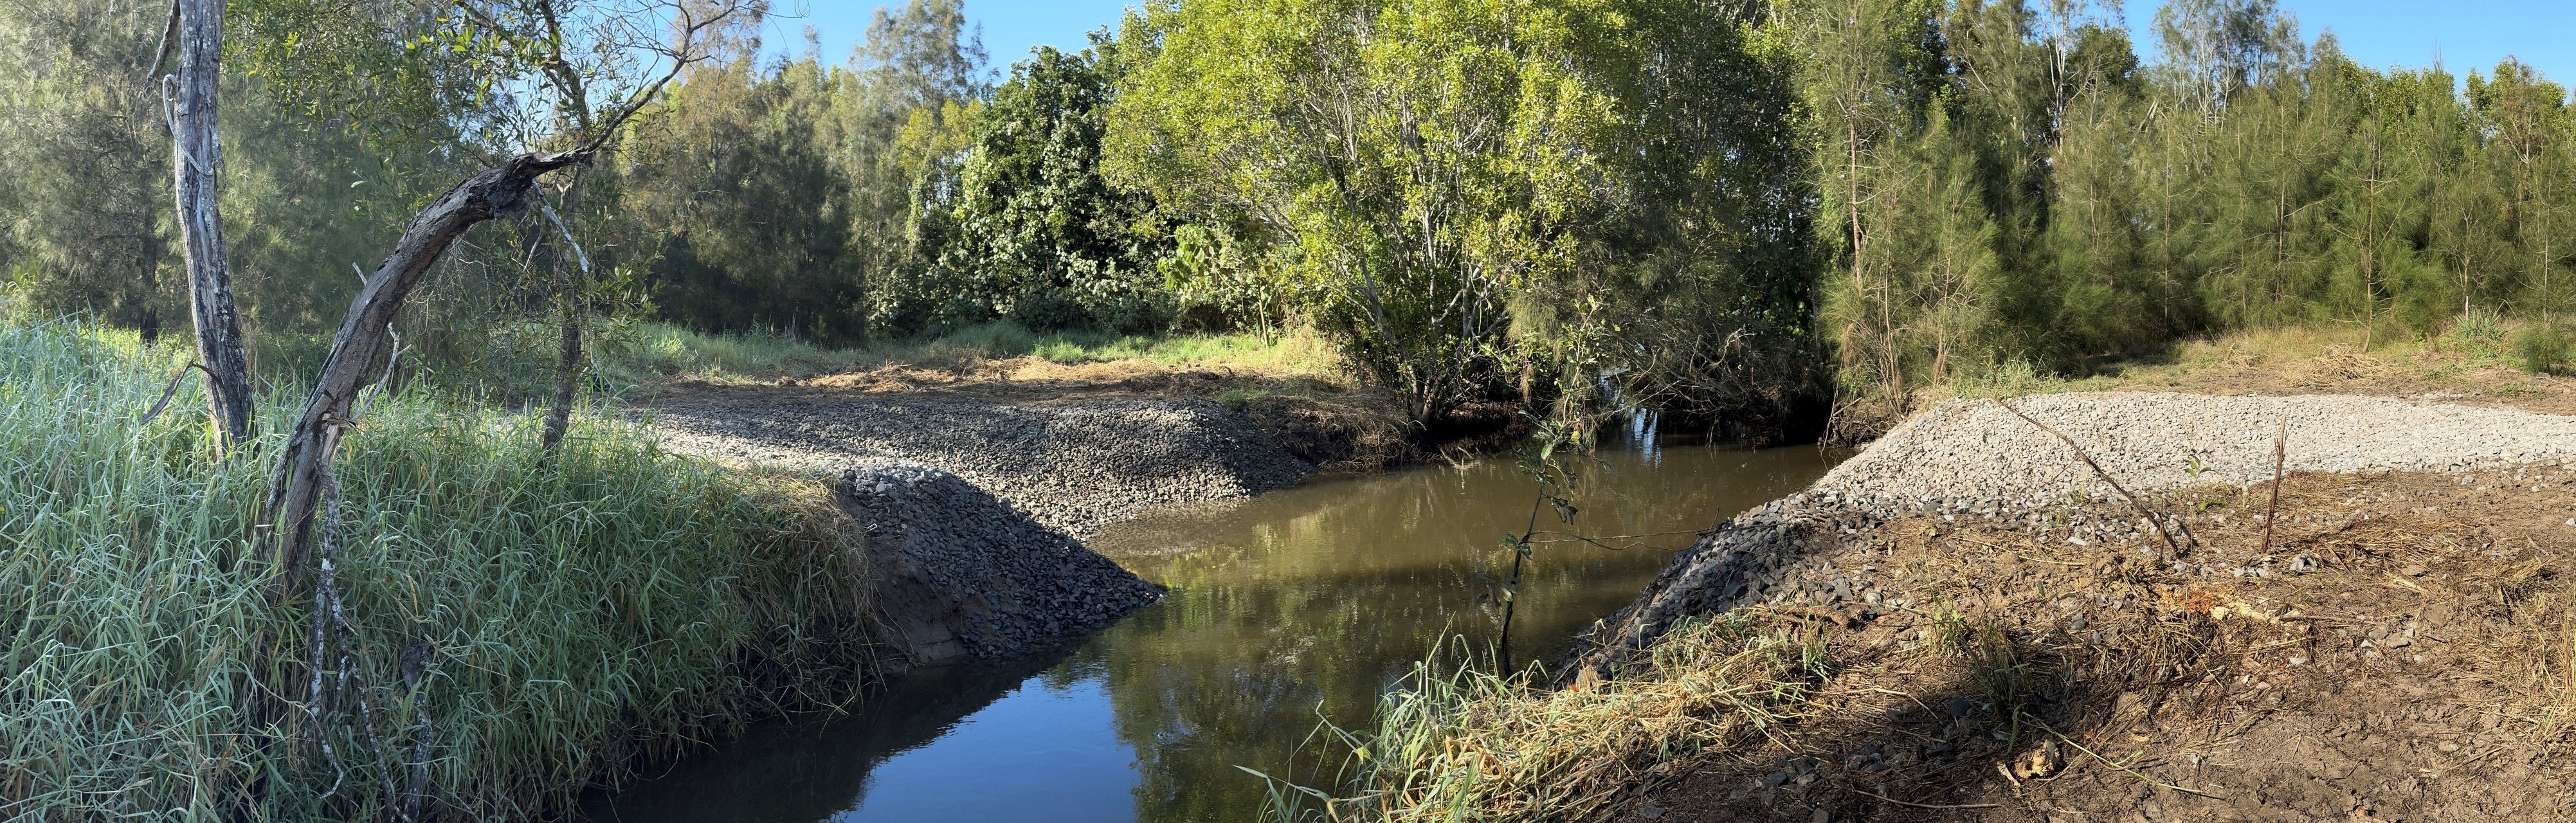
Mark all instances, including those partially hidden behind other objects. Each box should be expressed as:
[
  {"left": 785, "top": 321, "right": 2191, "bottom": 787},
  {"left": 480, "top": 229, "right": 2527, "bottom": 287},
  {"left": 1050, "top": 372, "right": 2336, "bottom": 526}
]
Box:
[{"left": 584, "top": 438, "right": 1838, "bottom": 822}]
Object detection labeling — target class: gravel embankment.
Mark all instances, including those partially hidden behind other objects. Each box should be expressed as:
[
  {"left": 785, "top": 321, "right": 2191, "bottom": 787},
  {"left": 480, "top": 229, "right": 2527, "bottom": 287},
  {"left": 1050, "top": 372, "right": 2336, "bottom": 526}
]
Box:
[
  {"left": 842, "top": 459, "right": 1165, "bottom": 662},
  {"left": 1566, "top": 392, "right": 2576, "bottom": 675},
  {"left": 649, "top": 394, "right": 1314, "bottom": 538},
  {"left": 644, "top": 391, "right": 1314, "bottom": 662}
]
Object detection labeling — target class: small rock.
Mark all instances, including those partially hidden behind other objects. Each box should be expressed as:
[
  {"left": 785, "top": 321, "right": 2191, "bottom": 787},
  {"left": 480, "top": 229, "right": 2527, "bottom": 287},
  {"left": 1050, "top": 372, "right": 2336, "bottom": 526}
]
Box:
[
  {"left": 2400, "top": 563, "right": 2428, "bottom": 577},
  {"left": 2013, "top": 740, "right": 2065, "bottom": 779},
  {"left": 1639, "top": 802, "right": 1666, "bottom": 820}
]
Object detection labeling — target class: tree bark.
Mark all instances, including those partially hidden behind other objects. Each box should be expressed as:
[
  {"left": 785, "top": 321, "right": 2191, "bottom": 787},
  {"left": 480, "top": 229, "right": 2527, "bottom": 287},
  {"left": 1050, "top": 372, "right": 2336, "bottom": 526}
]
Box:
[
  {"left": 262, "top": 150, "right": 585, "bottom": 599},
  {"left": 540, "top": 302, "right": 581, "bottom": 453},
  {"left": 171, "top": 0, "right": 253, "bottom": 446},
  {"left": 539, "top": 179, "right": 590, "bottom": 455}
]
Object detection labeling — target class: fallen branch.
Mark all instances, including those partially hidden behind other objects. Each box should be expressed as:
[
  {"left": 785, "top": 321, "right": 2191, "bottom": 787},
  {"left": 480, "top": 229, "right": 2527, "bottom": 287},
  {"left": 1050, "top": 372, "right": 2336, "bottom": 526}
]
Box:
[
  {"left": 2260, "top": 419, "right": 2285, "bottom": 556},
  {"left": 1846, "top": 786, "right": 2002, "bottom": 810},
  {"left": 1993, "top": 399, "right": 2190, "bottom": 559},
  {"left": 2023, "top": 713, "right": 2229, "bottom": 800}
]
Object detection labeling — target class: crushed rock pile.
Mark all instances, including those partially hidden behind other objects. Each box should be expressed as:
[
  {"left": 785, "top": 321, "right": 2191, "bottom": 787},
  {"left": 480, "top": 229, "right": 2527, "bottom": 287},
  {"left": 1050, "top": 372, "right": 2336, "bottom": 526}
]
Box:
[
  {"left": 650, "top": 395, "right": 1313, "bottom": 538},
  {"left": 841, "top": 459, "right": 1163, "bottom": 662},
  {"left": 648, "top": 392, "right": 1314, "bottom": 663}
]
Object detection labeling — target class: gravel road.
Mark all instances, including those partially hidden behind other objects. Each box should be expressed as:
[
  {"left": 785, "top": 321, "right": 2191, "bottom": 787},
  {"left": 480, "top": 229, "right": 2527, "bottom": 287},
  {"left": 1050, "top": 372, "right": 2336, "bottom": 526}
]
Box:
[
  {"left": 643, "top": 390, "right": 1314, "bottom": 662},
  {"left": 1565, "top": 391, "right": 2576, "bottom": 675}
]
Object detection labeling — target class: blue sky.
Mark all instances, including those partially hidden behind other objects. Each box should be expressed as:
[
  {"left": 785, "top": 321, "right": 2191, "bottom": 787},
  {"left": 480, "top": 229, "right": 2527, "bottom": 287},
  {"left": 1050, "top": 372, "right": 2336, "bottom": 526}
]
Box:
[
  {"left": 2123, "top": 0, "right": 2573, "bottom": 82},
  {"left": 764, "top": 1, "right": 2571, "bottom": 86},
  {"left": 758, "top": 1, "right": 1134, "bottom": 71}
]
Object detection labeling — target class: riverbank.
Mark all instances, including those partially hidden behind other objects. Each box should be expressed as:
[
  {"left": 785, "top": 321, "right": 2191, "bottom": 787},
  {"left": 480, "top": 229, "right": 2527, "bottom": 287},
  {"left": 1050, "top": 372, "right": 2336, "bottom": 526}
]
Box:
[
  {"left": 1318, "top": 391, "right": 2576, "bottom": 822},
  {"left": 639, "top": 383, "right": 1325, "bottom": 664},
  {"left": 0, "top": 319, "right": 881, "bottom": 820}
]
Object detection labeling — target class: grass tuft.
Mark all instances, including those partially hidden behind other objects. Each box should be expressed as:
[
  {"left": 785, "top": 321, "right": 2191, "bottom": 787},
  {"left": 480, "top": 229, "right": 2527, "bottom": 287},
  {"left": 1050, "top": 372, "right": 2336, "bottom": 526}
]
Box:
[{"left": 1276, "top": 615, "right": 1813, "bottom": 822}]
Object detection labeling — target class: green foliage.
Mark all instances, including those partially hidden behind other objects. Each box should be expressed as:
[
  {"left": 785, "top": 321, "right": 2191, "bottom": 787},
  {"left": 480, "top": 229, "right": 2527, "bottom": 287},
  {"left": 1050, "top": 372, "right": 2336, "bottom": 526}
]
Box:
[
  {"left": 1786, "top": 0, "right": 2576, "bottom": 410},
  {"left": 620, "top": 50, "right": 864, "bottom": 339},
  {"left": 1111, "top": 0, "right": 1817, "bottom": 422},
  {"left": 0, "top": 316, "right": 870, "bottom": 820},
  {"left": 941, "top": 41, "right": 1173, "bottom": 333},
  {"left": 2514, "top": 322, "right": 2571, "bottom": 375},
  {"left": 0, "top": 1, "right": 176, "bottom": 339},
  {"left": 8, "top": 0, "right": 2575, "bottom": 430}
]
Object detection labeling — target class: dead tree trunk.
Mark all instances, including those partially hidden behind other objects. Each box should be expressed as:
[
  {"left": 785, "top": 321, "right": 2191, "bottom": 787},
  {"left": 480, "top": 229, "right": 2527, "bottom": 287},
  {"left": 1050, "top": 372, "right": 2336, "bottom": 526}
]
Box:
[
  {"left": 170, "top": 0, "right": 254, "bottom": 446},
  {"left": 262, "top": 150, "right": 585, "bottom": 599}
]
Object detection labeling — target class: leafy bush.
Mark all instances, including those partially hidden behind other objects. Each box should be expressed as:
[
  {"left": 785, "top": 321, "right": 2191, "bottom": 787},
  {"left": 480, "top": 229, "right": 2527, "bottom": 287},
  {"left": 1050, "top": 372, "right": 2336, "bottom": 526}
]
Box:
[{"left": 2515, "top": 323, "right": 2571, "bottom": 375}]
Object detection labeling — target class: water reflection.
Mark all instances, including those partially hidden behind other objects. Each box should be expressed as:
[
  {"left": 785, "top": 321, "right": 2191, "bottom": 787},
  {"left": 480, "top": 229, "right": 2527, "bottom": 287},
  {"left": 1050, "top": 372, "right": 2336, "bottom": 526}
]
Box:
[{"left": 585, "top": 442, "right": 1837, "bottom": 823}]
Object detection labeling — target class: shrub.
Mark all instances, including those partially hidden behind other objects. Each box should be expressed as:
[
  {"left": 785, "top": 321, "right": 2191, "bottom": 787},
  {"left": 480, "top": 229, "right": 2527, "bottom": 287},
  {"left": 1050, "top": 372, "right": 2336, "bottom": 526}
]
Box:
[{"left": 2515, "top": 323, "right": 2571, "bottom": 375}]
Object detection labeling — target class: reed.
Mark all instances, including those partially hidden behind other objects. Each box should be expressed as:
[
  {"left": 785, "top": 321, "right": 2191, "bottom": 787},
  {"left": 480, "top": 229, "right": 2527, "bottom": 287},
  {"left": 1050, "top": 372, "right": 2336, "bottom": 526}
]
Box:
[{"left": 0, "top": 316, "right": 874, "bottom": 820}]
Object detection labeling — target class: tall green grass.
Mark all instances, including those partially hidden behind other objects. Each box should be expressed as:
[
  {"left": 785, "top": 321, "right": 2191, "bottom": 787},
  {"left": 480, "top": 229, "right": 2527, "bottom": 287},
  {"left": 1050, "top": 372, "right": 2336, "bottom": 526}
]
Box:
[{"left": 0, "top": 318, "right": 873, "bottom": 820}]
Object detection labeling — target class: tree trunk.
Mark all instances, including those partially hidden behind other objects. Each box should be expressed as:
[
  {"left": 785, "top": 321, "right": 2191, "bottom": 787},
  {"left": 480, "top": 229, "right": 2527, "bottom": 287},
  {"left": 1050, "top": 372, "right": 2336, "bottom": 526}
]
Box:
[
  {"left": 171, "top": 0, "right": 253, "bottom": 446},
  {"left": 540, "top": 178, "right": 590, "bottom": 455},
  {"left": 540, "top": 303, "right": 581, "bottom": 453},
  {"left": 262, "top": 150, "right": 585, "bottom": 599}
]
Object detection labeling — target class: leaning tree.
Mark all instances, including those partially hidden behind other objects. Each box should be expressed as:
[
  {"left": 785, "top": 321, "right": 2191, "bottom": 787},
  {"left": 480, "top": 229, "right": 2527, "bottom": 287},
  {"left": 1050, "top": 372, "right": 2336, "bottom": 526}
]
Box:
[{"left": 240, "top": 0, "right": 754, "bottom": 600}]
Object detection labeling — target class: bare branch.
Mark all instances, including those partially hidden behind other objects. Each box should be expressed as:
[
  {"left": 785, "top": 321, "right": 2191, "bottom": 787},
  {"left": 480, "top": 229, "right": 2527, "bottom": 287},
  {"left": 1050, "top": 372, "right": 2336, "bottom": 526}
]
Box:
[{"left": 145, "top": 0, "right": 179, "bottom": 80}]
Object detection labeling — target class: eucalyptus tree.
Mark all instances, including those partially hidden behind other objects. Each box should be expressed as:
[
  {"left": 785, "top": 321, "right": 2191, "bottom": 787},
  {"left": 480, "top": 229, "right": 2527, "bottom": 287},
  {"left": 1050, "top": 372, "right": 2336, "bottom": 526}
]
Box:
[
  {"left": 164, "top": 0, "right": 259, "bottom": 446},
  {"left": 2150, "top": 0, "right": 2296, "bottom": 114},
  {"left": 833, "top": 0, "right": 990, "bottom": 336}
]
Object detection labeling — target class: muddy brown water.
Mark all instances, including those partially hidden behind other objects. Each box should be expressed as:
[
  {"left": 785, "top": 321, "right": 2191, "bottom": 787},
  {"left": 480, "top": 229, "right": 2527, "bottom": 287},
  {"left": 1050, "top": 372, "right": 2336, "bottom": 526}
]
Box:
[{"left": 583, "top": 439, "right": 1839, "bottom": 823}]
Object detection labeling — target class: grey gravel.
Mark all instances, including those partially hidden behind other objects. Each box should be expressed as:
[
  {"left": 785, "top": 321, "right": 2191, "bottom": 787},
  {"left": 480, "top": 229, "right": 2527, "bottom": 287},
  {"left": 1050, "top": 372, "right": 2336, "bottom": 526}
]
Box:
[
  {"left": 644, "top": 392, "right": 1314, "bottom": 662},
  {"left": 1564, "top": 392, "right": 2576, "bottom": 676},
  {"left": 841, "top": 458, "right": 1164, "bottom": 662},
  {"left": 649, "top": 395, "right": 1314, "bottom": 538}
]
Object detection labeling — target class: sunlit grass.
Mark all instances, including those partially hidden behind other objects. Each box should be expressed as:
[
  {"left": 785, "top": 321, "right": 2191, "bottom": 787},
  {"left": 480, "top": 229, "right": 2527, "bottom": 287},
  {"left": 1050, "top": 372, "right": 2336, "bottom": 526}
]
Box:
[
  {"left": 594, "top": 319, "right": 1347, "bottom": 385},
  {"left": 1935, "top": 312, "right": 2563, "bottom": 402},
  {"left": 0, "top": 316, "right": 872, "bottom": 820}
]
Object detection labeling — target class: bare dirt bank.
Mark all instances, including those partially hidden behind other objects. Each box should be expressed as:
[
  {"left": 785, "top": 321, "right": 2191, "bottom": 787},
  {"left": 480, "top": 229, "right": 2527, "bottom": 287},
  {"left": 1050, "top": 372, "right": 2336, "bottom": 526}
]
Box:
[{"left": 1556, "top": 392, "right": 2576, "bottom": 822}]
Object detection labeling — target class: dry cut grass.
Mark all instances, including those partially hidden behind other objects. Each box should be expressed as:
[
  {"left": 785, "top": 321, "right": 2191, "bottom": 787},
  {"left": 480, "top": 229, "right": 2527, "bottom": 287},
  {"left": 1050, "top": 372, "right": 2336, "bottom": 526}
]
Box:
[
  {"left": 1258, "top": 615, "right": 1823, "bottom": 822},
  {"left": 1936, "top": 314, "right": 2576, "bottom": 416}
]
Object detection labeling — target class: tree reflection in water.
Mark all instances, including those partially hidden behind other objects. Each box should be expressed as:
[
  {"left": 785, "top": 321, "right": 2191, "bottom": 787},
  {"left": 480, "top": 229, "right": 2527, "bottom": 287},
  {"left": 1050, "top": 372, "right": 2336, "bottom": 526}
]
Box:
[{"left": 585, "top": 441, "right": 1837, "bottom": 823}]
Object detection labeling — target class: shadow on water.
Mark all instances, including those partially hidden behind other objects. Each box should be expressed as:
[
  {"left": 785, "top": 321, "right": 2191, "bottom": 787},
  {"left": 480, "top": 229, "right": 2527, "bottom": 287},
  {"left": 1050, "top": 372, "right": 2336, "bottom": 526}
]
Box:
[{"left": 584, "top": 437, "right": 1842, "bottom": 823}]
